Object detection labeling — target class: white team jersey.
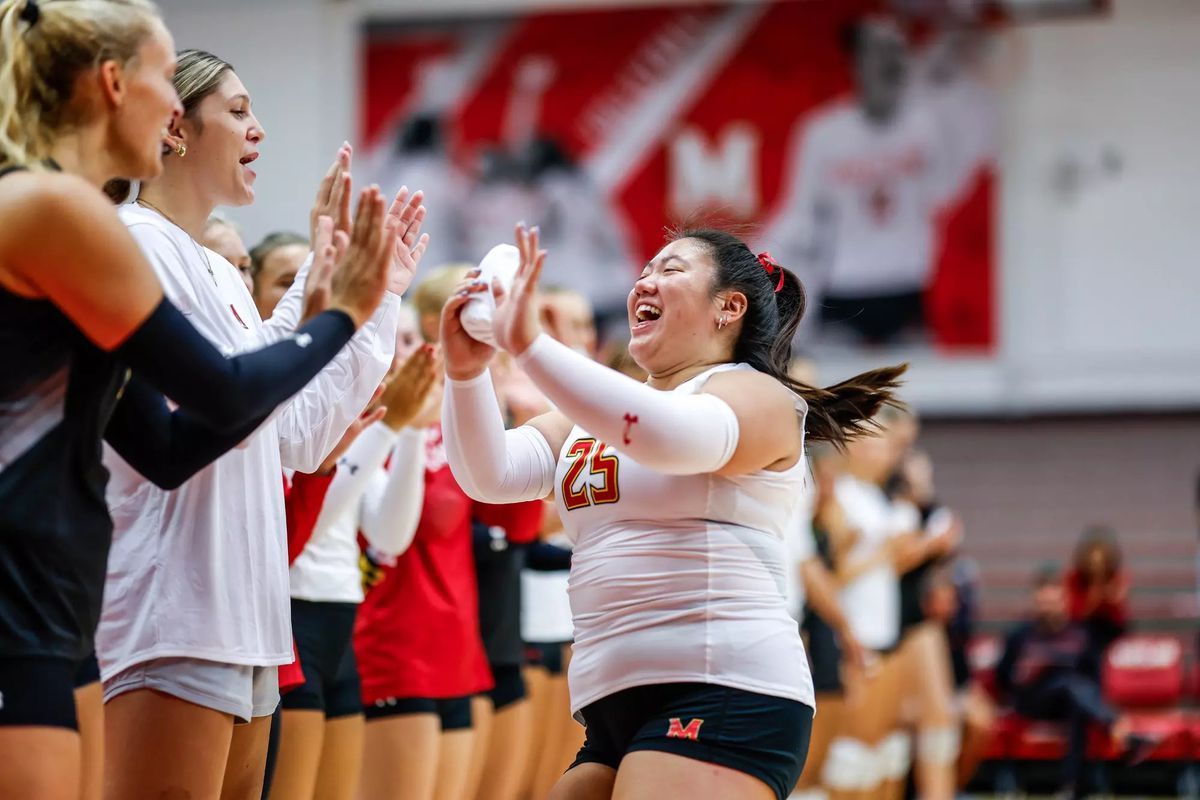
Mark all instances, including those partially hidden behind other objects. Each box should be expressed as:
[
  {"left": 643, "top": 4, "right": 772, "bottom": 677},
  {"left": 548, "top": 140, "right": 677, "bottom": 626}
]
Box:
[
  {"left": 783, "top": 469, "right": 817, "bottom": 620},
  {"left": 557, "top": 363, "right": 815, "bottom": 715},
  {"left": 834, "top": 476, "right": 921, "bottom": 651},
  {"left": 289, "top": 424, "right": 425, "bottom": 603},
  {"left": 769, "top": 99, "right": 954, "bottom": 296},
  {"left": 97, "top": 205, "right": 396, "bottom": 676}
]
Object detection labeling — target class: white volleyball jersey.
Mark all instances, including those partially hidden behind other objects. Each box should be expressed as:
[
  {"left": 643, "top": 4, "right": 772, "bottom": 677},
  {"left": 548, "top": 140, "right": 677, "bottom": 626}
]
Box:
[
  {"left": 769, "top": 99, "right": 953, "bottom": 296},
  {"left": 834, "top": 476, "right": 921, "bottom": 651},
  {"left": 556, "top": 363, "right": 815, "bottom": 715},
  {"left": 98, "top": 204, "right": 396, "bottom": 676}
]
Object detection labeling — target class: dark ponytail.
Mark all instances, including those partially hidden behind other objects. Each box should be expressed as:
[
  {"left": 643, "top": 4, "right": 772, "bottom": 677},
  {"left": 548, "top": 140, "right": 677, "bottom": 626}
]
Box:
[{"left": 675, "top": 228, "right": 906, "bottom": 448}]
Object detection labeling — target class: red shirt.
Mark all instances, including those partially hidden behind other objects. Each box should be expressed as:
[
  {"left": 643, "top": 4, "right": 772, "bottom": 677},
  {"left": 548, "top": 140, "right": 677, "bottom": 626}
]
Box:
[
  {"left": 1065, "top": 569, "right": 1129, "bottom": 628},
  {"left": 279, "top": 470, "right": 335, "bottom": 694},
  {"left": 284, "top": 470, "right": 336, "bottom": 566},
  {"left": 354, "top": 426, "right": 493, "bottom": 701},
  {"left": 473, "top": 499, "right": 544, "bottom": 545}
]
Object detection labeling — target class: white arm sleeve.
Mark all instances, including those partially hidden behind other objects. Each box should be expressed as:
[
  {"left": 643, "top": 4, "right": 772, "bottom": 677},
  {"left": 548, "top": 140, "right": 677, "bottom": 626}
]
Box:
[
  {"left": 515, "top": 334, "right": 739, "bottom": 475},
  {"left": 441, "top": 370, "right": 557, "bottom": 504},
  {"left": 311, "top": 422, "right": 397, "bottom": 536},
  {"left": 360, "top": 427, "right": 426, "bottom": 558},
  {"left": 275, "top": 292, "right": 400, "bottom": 473}
]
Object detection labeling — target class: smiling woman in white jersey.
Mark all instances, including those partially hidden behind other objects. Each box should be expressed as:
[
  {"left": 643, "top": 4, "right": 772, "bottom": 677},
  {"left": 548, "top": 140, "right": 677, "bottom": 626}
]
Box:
[{"left": 439, "top": 224, "right": 904, "bottom": 800}]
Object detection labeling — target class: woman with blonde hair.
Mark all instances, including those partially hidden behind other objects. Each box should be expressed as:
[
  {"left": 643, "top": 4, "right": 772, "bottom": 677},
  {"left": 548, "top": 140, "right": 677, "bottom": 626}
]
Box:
[
  {"left": 0, "top": 2, "right": 395, "bottom": 798},
  {"left": 95, "top": 48, "right": 428, "bottom": 800}
]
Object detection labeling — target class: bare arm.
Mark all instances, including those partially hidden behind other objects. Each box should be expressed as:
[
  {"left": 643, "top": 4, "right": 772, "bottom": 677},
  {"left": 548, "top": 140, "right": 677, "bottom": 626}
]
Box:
[{"left": 0, "top": 172, "right": 164, "bottom": 349}]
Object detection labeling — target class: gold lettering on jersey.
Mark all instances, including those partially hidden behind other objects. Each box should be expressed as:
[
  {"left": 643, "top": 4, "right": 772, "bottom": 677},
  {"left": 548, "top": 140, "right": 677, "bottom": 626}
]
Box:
[{"left": 561, "top": 438, "right": 621, "bottom": 511}]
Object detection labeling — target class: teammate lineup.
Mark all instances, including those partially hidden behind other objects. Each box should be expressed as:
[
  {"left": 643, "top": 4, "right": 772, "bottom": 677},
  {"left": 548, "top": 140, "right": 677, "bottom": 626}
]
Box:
[{"left": 0, "top": 2, "right": 1025, "bottom": 800}]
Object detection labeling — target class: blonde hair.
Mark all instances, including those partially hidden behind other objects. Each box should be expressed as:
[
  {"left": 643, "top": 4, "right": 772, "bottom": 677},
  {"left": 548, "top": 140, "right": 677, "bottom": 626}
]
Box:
[
  {"left": 0, "top": 0, "right": 160, "bottom": 169},
  {"left": 172, "top": 49, "right": 232, "bottom": 124},
  {"left": 411, "top": 264, "right": 471, "bottom": 317}
]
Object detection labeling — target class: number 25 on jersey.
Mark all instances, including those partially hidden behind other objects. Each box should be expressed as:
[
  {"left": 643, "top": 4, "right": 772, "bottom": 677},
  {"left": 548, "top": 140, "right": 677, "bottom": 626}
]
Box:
[{"left": 561, "top": 438, "right": 620, "bottom": 511}]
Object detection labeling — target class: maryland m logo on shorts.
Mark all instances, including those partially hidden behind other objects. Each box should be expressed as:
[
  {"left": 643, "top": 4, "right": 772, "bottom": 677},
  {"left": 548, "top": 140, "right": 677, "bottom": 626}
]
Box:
[{"left": 666, "top": 717, "right": 704, "bottom": 741}]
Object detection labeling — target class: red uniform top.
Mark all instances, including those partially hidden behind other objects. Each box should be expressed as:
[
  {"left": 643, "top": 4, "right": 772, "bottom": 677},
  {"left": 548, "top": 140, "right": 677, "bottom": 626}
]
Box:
[
  {"left": 279, "top": 469, "right": 335, "bottom": 693},
  {"left": 1065, "top": 569, "right": 1129, "bottom": 629},
  {"left": 354, "top": 426, "right": 493, "bottom": 702},
  {"left": 473, "top": 499, "right": 544, "bottom": 545}
]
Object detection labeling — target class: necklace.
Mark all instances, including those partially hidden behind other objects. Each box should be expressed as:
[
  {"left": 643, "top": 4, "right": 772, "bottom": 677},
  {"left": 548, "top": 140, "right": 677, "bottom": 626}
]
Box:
[{"left": 135, "top": 198, "right": 218, "bottom": 286}]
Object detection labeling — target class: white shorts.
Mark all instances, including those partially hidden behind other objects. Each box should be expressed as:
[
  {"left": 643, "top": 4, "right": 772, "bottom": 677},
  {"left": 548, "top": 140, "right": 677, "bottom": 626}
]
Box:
[{"left": 103, "top": 657, "right": 279, "bottom": 723}]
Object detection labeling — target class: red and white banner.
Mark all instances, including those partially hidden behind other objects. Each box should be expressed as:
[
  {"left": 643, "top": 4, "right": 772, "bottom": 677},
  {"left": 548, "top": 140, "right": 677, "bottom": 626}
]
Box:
[{"left": 362, "top": 0, "right": 997, "bottom": 351}]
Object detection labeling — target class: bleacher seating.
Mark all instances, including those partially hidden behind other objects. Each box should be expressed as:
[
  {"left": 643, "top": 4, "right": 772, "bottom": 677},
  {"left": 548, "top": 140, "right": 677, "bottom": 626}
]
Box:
[{"left": 969, "top": 632, "right": 1199, "bottom": 795}]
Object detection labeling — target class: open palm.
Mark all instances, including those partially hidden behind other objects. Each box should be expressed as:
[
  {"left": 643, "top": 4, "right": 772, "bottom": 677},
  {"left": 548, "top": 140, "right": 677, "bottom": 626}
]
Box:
[{"left": 386, "top": 187, "right": 429, "bottom": 297}]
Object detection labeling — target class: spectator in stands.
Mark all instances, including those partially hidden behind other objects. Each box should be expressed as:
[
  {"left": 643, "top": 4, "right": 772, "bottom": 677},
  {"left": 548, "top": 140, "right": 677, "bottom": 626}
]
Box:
[
  {"left": 995, "top": 562, "right": 1150, "bottom": 800},
  {"left": 1064, "top": 525, "right": 1129, "bottom": 653}
]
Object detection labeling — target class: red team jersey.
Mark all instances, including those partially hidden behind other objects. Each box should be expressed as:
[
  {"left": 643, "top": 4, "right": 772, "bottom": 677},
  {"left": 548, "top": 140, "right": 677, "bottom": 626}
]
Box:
[{"left": 354, "top": 425, "right": 493, "bottom": 701}]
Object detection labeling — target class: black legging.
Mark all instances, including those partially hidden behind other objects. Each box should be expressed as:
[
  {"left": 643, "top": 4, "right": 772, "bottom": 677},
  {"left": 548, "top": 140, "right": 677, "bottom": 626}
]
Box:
[
  {"left": 1016, "top": 674, "right": 1118, "bottom": 792},
  {"left": 260, "top": 705, "right": 283, "bottom": 799}
]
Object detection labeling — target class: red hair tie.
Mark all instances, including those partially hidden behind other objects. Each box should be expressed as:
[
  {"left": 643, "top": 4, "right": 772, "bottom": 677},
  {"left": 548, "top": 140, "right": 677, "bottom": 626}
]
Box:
[{"left": 756, "top": 251, "right": 785, "bottom": 293}]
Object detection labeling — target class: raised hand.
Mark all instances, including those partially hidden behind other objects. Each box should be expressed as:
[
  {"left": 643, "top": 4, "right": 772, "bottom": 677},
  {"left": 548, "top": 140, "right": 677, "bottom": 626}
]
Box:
[
  {"left": 380, "top": 344, "right": 439, "bottom": 430},
  {"left": 491, "top": 223, "right": 546, "bottom": 355},
  {"left": 300, "top": 215, "right": 338, "bottom": 325},
  {"left": 310, "top": 143, "right": 353, "bottom": 244},
  {"left": 328, "top": 186, "right": 399, "bottom": 329},
  {"left": 384, "top": 186, "right": 430, "bottom": 297},
  {"left": 440, "top": 268, "right": 496, "bottom": 381}
]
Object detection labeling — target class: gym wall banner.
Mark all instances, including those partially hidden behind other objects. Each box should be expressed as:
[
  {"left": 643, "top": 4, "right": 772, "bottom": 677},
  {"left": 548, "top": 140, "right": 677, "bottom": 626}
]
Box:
[{"left": 361, "top": 0, "right": 999, "bottom": 354}]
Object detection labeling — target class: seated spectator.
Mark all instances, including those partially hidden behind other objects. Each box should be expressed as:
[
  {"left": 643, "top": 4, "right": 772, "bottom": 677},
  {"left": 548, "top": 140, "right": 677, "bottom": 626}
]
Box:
[
  {"left": 1064, "top": 525, "right": 1129, "bottom": 653},
  {"left": 995, "top": 563, "right": 1151, "bottom": 800}
]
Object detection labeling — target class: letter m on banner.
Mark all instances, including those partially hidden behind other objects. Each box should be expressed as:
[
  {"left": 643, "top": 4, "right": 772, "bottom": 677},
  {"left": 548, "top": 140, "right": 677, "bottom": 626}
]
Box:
[
  {"left": 666, "top": 717, "right": 704, "bottom": 741},
  {"left": 669, "top": 123, "right": 759, "bottom": 218}
]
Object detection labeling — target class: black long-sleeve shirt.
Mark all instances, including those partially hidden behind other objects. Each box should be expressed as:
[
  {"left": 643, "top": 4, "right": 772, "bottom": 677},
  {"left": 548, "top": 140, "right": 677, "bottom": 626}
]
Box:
[{"left": 995, "top": 619, "right": 1100, "bottom": 703}]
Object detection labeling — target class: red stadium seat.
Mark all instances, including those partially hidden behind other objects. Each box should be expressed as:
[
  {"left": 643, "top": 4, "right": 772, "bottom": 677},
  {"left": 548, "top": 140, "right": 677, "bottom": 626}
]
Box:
[
  {"left": 1090, "top": 635, "right": 1191, "bottom": 761},
  {"left": 1007, "top": 715, "right": 1070, "bottom": 761},
  {"left": 1104, "top": 635, "right": 1185, "bottom": 706}
]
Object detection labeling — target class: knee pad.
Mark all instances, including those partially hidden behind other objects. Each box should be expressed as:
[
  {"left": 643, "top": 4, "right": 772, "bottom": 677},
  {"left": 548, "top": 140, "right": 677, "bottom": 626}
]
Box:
[
  {"left": 822, "top": 737, "right": 880, "bottom": 791},
  {"left": 917, "top": 726, "right": 961, "bottom": 765},
  {"left": 789, "top": 790, "right": 828, "bottom": 800},
  {"left": 877, "top": 731, "right": 912, "bottom": 780}
]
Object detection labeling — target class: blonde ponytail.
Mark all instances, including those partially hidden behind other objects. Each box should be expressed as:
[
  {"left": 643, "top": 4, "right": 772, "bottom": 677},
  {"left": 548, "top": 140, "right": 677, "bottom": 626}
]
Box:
[{"left": 0, "top": 0, "right": 159, "bottom": 170}]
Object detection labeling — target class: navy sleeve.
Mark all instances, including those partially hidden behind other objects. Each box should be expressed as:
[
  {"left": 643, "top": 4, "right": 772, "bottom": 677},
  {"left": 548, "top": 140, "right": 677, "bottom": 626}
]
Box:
[
  {"left": 526, "top": 541, "right": 572, "bottom": 571},
  {"left": 103, "top": 374, "right": 267, "bottom": 490},
  {"left": 116, "top": 298, "right": 355, "bottom": 433}
]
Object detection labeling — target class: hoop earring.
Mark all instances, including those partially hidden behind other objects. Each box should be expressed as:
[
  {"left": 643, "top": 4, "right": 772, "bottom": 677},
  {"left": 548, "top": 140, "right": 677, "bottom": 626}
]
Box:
[
  {"left": 718, "top": 315, "right": 728, "bottom": 330},
  {"left": 175, "top": 143, "right": 187, "bottom": 158}
]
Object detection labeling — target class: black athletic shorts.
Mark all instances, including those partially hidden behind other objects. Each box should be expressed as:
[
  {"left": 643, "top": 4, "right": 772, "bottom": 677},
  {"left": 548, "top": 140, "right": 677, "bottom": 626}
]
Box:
[
  {"left": 570, "top": 682, "right": 813, "bottom": 800},
  {"left": 485, "top": 664, "right": 527, "bottom": 711},
  {"left": 280, "top": 599, "right": 361, "bottom": 719},
  {"left": 74, "top": 651, "right": 101, "bottom": 689},
  {"left": 525, "top": 641, "right": 568, "bottom": 675},
  {"left": 0, "top": 657, "right": 78, "bottom": 729},
  {"left": 363, "top": 695, "right": 473, "bottom": 731},
  {"left": 801, "top": 612, "right": 843, "bottom": 695}
]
